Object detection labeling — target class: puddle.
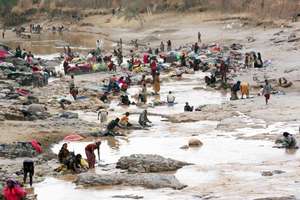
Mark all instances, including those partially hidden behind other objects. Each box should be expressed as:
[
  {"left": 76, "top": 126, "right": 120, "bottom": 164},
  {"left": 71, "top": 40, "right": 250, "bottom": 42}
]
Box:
[
  {"left": 176, "top": 166, "right": 218, "bottom": 186},
  {"left": 125, "top": 74, "right": 229, "bottom": 115},
  {"left": 34, "top": 177, "right": 195, "bottom": 200},
  {"left": 5, "top": 32, "right": 107, "bottom": 55},
  {"left": 52, "top": 134, "right": 300, "bottom": 167}
]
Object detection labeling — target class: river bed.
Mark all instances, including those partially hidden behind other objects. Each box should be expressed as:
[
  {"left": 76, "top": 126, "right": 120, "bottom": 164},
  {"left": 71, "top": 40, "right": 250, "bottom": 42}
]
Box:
[{"left": 32, "top": 72, "right": 300, "bottom": 199}]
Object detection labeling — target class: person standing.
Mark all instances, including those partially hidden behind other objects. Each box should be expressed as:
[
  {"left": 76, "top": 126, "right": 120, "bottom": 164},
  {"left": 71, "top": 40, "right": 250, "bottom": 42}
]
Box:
[
  {"left": 160, "top": 41, "right": 165, "bottom": 52},
  {"left": 167, "top": 40, "right": 172, "bottom": 51},
  {"left": 139, "top": 83, "right": 148, "bottom": 104},
  {"left": 153, "top": 73, "right": 160, "bottom": 95},
  {"left": 262, "top": 80, "right": 272, "bottom": 105},
  {"left": 150, "top": 59, "right": 157, "bottom": 81},
  {"left": 167, "top": 91, "right": 175, "bottom": 104},
  {"left": 85, "top": 141, "right": 101, "bottom": 169},
  {"left": 2, "top": 29, "right": 4, "bottom": 39},
  {"left": 23, "top": 159, "right": 34, "bottom": 187},
  {"left": 254, "top": 52, "right": 263, "bottom": 68},
  {"left": 220, "top": 60, "right": 227, "bottom": 83},
  {"left": 69, "top": 74, "right": 78, "bottom": 100},
  {"left": 96, "top": 39, "right": 102, "bottom": 55},
  {"left": 240, "top": 82, "right": 250, "bottom": 99},
  {"left": 198, "top": 32, "right": 201, "bottom": 43},
  {"left": 117, "top": 48, "right": 123, "bottom": 67},
  {"left": 98, "top": 109, "right": 108, "bottom": 124},
  {"left": 244, "top": 53, "right": 250, "bottom": 69},
  {"left": 194, "top": 42, "right": 199, "bottom": 54},
  {"left": 15, "top": 46, "right": 22, "bottom": 58}
]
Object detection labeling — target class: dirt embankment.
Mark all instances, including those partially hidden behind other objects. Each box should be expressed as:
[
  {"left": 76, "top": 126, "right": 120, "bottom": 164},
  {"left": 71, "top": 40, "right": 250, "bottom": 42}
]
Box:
[{"left": 2, "top": 0, "right": 300, "bottom": 28}]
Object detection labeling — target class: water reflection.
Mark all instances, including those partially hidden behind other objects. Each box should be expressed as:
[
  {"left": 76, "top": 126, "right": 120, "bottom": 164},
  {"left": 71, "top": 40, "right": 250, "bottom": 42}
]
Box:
[
  {"left": 4, "top": 32, "right": 113, "bottom": 55},
  {"left": 285, "top": 148, "right": 298, "bottom": 155}
]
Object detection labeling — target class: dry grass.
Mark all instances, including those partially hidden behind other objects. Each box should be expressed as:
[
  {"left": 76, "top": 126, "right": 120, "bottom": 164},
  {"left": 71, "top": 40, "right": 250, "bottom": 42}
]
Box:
[{"left": 9, "top": 0, "right": 300, "bottom": 20}]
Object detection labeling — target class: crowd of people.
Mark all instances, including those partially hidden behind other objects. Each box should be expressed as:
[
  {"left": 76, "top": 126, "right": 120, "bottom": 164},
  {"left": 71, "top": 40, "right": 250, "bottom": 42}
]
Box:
[
  {"left": 1, "top": 31, "right": 298, "bottom": 200},
  {"left": 14, "top": 45, "right": 50, "bottom": 88}
]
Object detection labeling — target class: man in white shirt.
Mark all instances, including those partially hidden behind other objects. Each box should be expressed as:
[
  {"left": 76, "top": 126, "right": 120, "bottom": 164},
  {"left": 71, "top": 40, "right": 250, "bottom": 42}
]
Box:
[
  {"left": 167, "top": 91, "right": 175, "bottom": 104},
  {"left": 98, "top": 109, "right": 108, "bottom": 124}
]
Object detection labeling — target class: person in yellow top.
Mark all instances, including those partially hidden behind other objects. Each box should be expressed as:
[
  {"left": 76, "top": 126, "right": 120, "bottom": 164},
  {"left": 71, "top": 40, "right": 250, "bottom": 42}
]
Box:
[
  {"left": 240, "top": 81, "right": 250, "bottom": 99},
  {"left": 73, "top": 154, "right": 89, "bottom": 173},
  {"left": 79, "top": 156, "right": 89, "bottom": 169},
  {"left": 119, "top": 112, "right": 132, "bottom": 127},
  {"left": 153, "top": 73, "right": 160, "bottom": 95}
]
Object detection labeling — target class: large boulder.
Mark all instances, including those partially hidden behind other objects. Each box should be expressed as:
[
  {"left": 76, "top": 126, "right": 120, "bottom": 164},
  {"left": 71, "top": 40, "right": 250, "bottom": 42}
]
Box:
[
  {"left": 116, "top": 154, "right": 190, "bottom": 173},
  {"left": 22, "top": 104, "right": 50, "bottom": 120},
  {"left": 27, "top": 104, "right": 47, "bottom": 114},
  {"left": 0, "top": 142, "right": 37, "bottom": 158},
  {"left": 7, "top": 72, "right": 33, "bottom": 86},
  {"left": 76, "top": 172, "right": 187, "bottom": 190},
  {"left": 4, "top": 57, "right": 31, "bottom": 72},
  {"left": 188, "top": 138, "right": 203, "bottom": 147}
]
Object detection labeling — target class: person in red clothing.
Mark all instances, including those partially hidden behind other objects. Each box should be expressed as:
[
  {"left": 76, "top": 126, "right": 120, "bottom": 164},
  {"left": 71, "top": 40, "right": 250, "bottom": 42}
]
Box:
[
  {"left": 3, "top": 179, "right": 27, "bottom": 200},
  {"left": 30, "top": 140, "right": 42, "bottom": 154},
  {"left": 118, "top": 77, "right": 125, "bottom": 85},
  {"left": 31, "top": 64, "right": 40, "bottom": 73},
  {"left": 121, "top": 82, "right": 128, "bottom": 92},
  {"left": 143, "top": 54, "right": 149, "bottom": 64},
  {"left": 150, "top": 59, "right": 157, "bottom": 81},
  {"left": 85, "top": 141, "right": 101, "bottom": 169}
]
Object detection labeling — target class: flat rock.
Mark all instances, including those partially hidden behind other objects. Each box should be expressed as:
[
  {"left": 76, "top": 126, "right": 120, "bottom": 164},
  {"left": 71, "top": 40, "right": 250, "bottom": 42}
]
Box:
[
  {"left": 59, "top": 112, "right": 79, "bottom": 119},
  {"left": 116, "top": 154, "right": 190, "bottom": 173},
  {"left": 254, "top": 196, "right": 296, "bottom": 200},
  {"left": 261, "top": 171, "right": 273, "bottom": 176},
  {"left": 261, "top": 170, "right": 286, "bottom": 177},
  {"left": 112, "top": 194, "right": 144, "bottom": 199},
  {"left": 76, "top": 172, "right": 187, "bottom": 190},
  {"left": 180, "top": 145, "right": 189, "bottom": 149},
  {"left": 27, "top": 104, "right": 46, "bottom": 114}
]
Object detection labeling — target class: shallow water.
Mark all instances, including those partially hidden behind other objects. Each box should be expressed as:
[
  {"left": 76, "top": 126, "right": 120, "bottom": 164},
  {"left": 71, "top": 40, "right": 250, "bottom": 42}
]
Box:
[
  {"left": 52, "top": 131, "right": 300, "bottom": 167},
  {"left": 44, "top": 120, "right": 300, "bottom": 200},
  {"left": 35, "top": 177, "right": 197, "bottom": 200},
  {"left": 36, "top": 68, "right": 300, "bottom": 200},
  {"left": 6, "top": 32, "right": 106, "bottom": 55},
  {"left": 126, "top": 74, "right": 229, "bottom": 115}
]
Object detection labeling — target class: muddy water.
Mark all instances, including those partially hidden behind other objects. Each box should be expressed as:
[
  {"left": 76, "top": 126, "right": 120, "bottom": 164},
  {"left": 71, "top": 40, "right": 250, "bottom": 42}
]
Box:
[
  {"left": 35, "top": 73, "right": 300, "bottom": 199},
  {"left": 35, "top": 177, "right": 196, "bottom": 200},
  {"left": 5, "top": 32, "right": 110, "bottom": 55},
  {"left": 42, "top": 118, "right": 300, "bottom": 200}
]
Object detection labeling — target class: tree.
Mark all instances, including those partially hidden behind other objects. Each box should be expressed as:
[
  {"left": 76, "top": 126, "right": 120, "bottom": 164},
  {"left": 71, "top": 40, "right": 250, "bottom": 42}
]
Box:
[{"left": 118, "top": 0, "right": 147, "bottom": 27}]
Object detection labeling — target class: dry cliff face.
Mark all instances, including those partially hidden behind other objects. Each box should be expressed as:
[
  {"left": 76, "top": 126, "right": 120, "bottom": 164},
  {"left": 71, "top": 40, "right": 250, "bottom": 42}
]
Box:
[{"left": 8, "top": 0, "right": 300, "bottom": 19}]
